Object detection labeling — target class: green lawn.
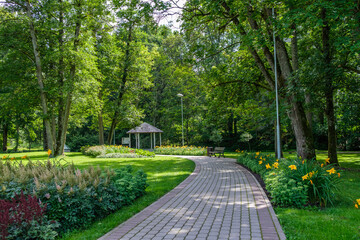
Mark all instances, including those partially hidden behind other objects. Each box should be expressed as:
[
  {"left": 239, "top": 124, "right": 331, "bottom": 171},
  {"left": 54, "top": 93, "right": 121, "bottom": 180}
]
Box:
[
  {"left": 2, "top": 151, "right": 195, "bottom": 240},
  {"left": 225, "top": 151, "right": 360, "bottom": 240}
]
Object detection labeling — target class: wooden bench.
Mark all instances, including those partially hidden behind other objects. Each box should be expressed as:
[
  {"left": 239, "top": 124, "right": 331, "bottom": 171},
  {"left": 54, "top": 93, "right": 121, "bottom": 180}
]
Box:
[{"left": 209, "top": 147, "right": 225, "bottom": 158}]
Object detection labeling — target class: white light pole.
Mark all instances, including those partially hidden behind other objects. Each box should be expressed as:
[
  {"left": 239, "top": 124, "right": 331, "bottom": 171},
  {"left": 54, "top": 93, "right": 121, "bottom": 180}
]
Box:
[
  {"left": 273, "top": 8, "right": 281, "bottom": 159},
  {"left": 177, "top": 93, "right": 184, "bottom": 146}
]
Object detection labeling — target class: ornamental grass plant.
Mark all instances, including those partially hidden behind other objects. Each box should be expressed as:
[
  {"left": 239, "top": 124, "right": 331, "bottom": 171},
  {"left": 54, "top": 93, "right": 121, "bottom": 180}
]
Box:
[
  {"left": 0, "top": 157, "right": 148, "bottom": 236},
  {"left": 154, "top": 145, "right": 206, "bottom": 156}
]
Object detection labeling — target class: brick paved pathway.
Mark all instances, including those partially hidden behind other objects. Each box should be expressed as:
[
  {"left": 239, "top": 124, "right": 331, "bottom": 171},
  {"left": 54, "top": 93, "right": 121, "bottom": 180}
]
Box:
[{"left": 99, "top": 156, "right": 286, "bottom": 240}]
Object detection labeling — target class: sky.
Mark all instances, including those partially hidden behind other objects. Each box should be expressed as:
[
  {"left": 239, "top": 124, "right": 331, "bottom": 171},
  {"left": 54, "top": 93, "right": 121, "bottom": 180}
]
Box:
[{"left": 157, "top": 0, "right": 186, "bottom": 31}]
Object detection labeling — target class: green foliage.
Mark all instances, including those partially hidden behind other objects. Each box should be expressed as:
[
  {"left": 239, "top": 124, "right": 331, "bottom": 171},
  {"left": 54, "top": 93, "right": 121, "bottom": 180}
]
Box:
[
  {"left": 0, "top": 158, "right": 148, "bottom": 235},
  {"left": 237, "top": 153, "right": 341, "bottom": 207},
  {"left": 266, "top": 175, "right": 308, "bottom": 208},
  {"left": 154, "top": 145, "right": 206, "bottom": 156},
  {"left": 0, "top": 192, "right": 59, "bottom": 240},
  {"left": 83, "top": 145, "right": 155, "bottom": 158}
]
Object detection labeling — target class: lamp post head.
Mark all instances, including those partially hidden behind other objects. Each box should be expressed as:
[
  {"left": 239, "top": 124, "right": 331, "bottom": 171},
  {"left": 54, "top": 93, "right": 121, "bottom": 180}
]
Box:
[{"left": 177, "top": 93, "right": 183, "bottom": 97}]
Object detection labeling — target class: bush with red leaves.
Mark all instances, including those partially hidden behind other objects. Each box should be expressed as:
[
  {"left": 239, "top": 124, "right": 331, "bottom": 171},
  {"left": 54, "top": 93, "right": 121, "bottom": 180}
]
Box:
[{"left": 0, "top": 192, "right": 57, "bottom": 240}]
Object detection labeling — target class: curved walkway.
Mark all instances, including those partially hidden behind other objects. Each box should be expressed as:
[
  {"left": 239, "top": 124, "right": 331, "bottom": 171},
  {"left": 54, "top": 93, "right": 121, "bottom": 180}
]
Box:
[{"left": 99, "top": 156, "right": 286, "bottom": 240}]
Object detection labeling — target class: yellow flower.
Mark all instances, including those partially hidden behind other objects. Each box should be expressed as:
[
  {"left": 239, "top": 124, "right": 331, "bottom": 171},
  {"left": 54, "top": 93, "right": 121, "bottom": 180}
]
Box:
[
  {"left": 260, "top": 156, "right": 263, "bottom": 160},
  {"left": 356, "top": 199, "right": 360, "bottom": 205},
  {"left": 355, "top": 204, "right": 359, "bottom": 209},
  {"left": 337, "top": 173, "right": 340, "bottom": 178},
  {"left": 47, "top": 149, "right": 52, "bottom": 156},
  {"left": 11, "top": 157, "right": 15, "bottom": 161},
  {"left": 276, "top": 159, "right": 279, "bottom": 162},
  {"left": 255, "top": 156, "right": 257, "bottom": 159},
  {"left": 302, "top": 160, "right": 304, "bottom": 164},
  {"left": 266, "top": 163, "right": 271, "bottom": 169},
  {"left": 321, "top": 164, "right": 324, "bottom": 167},
  {"left": 256, "top": 152, "right": 260, "bottom": 156},
  {"left": 288, "top": 165, "right": 297, "bottom": 170},
  {"left": 302, "top": 174, "right": 309, "bottom": 181},
  {"left": 273, "top": 162, "right": 279, "bottom": 169},
  {"left": 325, "top": 158, "right": 330, "bottom": 164},
  {"left": 259, "top": 161, "right": 263, "bottom": 165},
  {"left": 309, "top": 171, "right": 314, "bottom": 178},
  {"left": 326, "top": 168, "right": 336, "bottom": 175},
  {"left": 2, "top": 156, "right": 6, "bottom": 160},
  {"left": 21, "top": 155, "right": 27, "bottom": 159},
  {"left": 241, "top": 150, "right": 244, "bottom": 153},
  {"left": 310, "top": 180, "right": 313, "bottom": 185}
]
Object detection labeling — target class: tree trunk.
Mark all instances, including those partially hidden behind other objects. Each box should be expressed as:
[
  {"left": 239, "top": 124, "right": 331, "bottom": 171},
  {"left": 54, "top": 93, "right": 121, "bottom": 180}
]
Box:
[
  {"left": 107, "top": 23, "right": 133, "bottom": 144},
  {"left": 43, "top": 120, "right": 48, "bottom": 150},
  {"left": 288, "top": 98, "right": 316, "bottom": 159},
  {"left": 56, "top": 1, "right": 81, "bottom": 155},
  {"left": 26, "top": 1, "right": 54, "bottom": 153},
  {"left": 2, "top": 123, "right": 8, "bottom": 152},
  {"left": 51, "top": 116, "right": 57, "bottom": 151},
  {"left": 56, "top": 0, "right": 65, "bottom": 155},
  {"left": 14, "top": 123, "right": 20, "bottom": 152},
  {"left": 220, "top": 2, "right": 315, "bottom": 159},
  {"left": 98, "top": 111, "right": 105, "bottom": 145},
  {"left": 322, "top": 7, "right": 338, "bottom": 164}
]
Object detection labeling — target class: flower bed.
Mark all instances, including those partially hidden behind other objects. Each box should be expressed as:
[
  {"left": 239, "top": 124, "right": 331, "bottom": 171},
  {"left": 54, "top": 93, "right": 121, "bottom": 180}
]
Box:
[
  {"left": 0, "top": 158, "right": 148, "bottom": 238},
  {"left": 237, "top": 152, "right": 341, "bottom": 207},
  {"left": 81, "top": 145, "right": 155, "bottom": 158},
  {"left": 154, "top": 145, "right": 206, "bottom": 156}
]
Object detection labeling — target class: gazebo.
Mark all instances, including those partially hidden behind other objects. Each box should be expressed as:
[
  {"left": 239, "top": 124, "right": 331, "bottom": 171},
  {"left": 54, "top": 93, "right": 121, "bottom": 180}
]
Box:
[{"left": 127, "top": 122, "right": 163, "bottom": 149}]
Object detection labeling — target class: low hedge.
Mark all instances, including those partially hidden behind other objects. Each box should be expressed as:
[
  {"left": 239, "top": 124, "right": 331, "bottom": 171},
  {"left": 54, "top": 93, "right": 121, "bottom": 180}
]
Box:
[
  {"left": 154, "top": 145, "right": 206, "bottom": 156},
  {"left": 0, "top": 158, "right": 148, "bottom": 237},
  {"left": 237, "top": 152, "right": 341, "bottom": 207},
  {"left": 81, "top": 145, "right": 155, "bottom": 158}
]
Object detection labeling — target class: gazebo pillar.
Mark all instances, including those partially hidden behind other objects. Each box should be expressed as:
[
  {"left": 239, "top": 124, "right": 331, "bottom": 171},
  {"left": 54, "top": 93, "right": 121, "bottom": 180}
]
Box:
[
  {"left": 129, "top": 133, "right": 131, "bottom": 148},
  {"left": 160, "top": 133, "right": 162, "bottom": 146},
  {"left": 154, "top": 133, "right": 156, "bottom": 148},
  {"left": 150, "top": 133, "right": 153, "bottom": 149},
  {"left": 138, "top": 133, "right": 141, "bottom": 148}
]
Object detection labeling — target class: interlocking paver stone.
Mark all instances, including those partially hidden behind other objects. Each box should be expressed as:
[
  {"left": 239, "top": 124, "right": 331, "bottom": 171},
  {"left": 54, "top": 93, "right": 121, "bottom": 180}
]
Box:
[{"left": 99, "top": 156, "right": 286, "bottom": 240}]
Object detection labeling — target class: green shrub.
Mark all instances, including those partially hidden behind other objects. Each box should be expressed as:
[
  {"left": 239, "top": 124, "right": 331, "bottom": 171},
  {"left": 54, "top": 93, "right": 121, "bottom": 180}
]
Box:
[
  {"left": 154, "top": 145, "right": 206, "bottom": 156},
  {"left": 237, "top": 152, "right": 341, "bottom": 207},
  {"left": 84, "top": 145, "right": 105, "bottom": 157},
  {"left": 0, "top": 192, "right": 59, "bottom": 240},
  {"left": 97, "top": 153, "right": 139, "bottom": 158},
  {"left": 0, "top": 159, "right": 148, "bottom": 235},
  {"left": 83, "top": 145, "right": 155, "bottom": 158},
  {"left": 265, "top": 174, "right": 308, "bottom": 207}
]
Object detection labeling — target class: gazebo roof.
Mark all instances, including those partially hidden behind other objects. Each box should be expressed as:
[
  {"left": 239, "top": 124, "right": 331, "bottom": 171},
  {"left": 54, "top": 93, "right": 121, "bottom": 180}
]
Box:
[{"left": 127, "top": 122, "right": 163, "bottom": 134}]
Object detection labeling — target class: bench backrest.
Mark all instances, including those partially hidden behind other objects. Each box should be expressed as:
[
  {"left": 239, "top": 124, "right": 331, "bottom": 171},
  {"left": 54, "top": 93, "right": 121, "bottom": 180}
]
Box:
[{"left": 214, "top": 147, "right": 225, "bottom": 151}]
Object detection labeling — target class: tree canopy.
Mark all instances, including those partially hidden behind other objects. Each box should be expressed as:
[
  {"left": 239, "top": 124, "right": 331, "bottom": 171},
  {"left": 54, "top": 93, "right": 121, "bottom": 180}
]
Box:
[{"left": 0, "top": 0, "right": 359, "bottom": 161}]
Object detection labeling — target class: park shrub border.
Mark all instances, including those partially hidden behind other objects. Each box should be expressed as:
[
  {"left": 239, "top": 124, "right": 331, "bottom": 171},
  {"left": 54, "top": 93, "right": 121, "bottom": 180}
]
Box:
[
  {"left": 154, "top": 145, "right": 206, "bottom": 156},
  {"left": 0, "top": 158, "right": 148, "bottom": 238},
  {"left": 237, "top": 152, "right": 341, "bottom": 207},
  {"left": 81, "top": 145, "right": 155, "bottom": 158}
]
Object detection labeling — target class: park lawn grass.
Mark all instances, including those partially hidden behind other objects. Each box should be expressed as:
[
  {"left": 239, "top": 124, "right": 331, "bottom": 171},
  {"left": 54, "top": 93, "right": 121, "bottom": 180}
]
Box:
[
  {"left": 1, "top": 152, "right": 195, "bottom": 240},
  {"left": 225, "top": 151, "right": 360, "bottom": 239}
]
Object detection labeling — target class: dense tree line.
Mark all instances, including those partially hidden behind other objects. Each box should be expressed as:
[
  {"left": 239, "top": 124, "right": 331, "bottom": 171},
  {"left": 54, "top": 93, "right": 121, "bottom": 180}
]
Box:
[{"left": 0, "top": 0, "right": 359, "bottom": 162}]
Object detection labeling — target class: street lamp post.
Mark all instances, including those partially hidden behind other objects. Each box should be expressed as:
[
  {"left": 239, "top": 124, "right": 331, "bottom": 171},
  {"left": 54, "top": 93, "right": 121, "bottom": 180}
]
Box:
[
  {"left": 273, "top": 8, "right": 281, "bottom": 159},
  {"left": 177, "top": 93, "right": 184, "bottom": 146}
]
